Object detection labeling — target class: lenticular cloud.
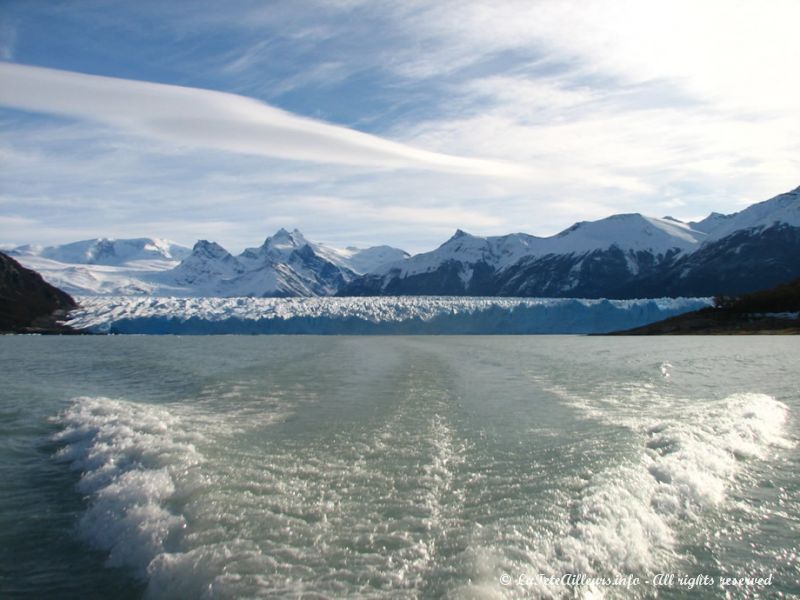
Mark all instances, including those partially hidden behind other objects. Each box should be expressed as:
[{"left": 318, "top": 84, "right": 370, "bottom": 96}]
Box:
[{"left": 0, "top": 62, "right": 526, "bottom": 177}]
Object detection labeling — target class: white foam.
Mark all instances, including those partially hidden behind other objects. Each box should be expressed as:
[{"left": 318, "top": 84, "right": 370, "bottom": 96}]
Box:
[
  {"left": 53, "top": 397, "right": 204, "bottom": 575},
  {"left": 52, "top": 394, "right": 298, "bottom": 598},
  {"left": 145, "top": 540, "right": 273, "bottom": 600},
  {"left": 50, "top": 387, "right": 791, "bottom": 599},
  {"left": 509, "top": 391, "right": 792, "bottom": 598},
  {"left": 645, "top": 393, "right": 791, "bottom": 514}
]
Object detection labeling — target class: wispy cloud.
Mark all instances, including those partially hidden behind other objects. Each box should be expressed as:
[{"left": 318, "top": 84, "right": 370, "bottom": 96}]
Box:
[
  {"left": 0, "top": 62, "right": 527, "bottom": 177},
  {"left": 1, "top": 1, "right": 799, "bottom": 252}
]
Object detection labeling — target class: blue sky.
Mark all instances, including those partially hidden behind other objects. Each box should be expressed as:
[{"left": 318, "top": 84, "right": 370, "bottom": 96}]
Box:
[{"left": 1, "top": 0, "right": 799, "bottom": 253}]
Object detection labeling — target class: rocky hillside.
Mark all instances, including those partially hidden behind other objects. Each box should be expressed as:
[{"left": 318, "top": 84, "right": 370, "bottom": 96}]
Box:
[{"left": 0, "top": 251, "right": 79, "bottom": 333}]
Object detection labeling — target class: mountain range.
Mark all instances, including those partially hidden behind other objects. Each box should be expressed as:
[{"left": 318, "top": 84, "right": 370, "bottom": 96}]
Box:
[
  {"left": 7, "top": 185, "right": 799, "bottom": 299},
  {"left": 166, "top": 229, "right": 409, "bottom": 297},
  {"left": 342, "top": 186, "right": 800, "bottom": 298},
  {"left": 8, "top": 230, "right": 409, "bottom": 297}
]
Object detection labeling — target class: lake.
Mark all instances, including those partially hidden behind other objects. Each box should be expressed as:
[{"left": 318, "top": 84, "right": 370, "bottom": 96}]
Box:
[{"left": 1, "top": 335, "right": 797, "bottom": 599}]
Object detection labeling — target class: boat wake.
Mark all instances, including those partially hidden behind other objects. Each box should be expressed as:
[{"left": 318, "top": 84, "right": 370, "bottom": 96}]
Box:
[
  {"left": 504, "top": 389, "right": 793, "bottom": 599},
  {"left": 52, "top": 397, "right": 204, "bottom": 575},
  {"left": 50, "top": 385, "right": 792, "bottom": 599}
]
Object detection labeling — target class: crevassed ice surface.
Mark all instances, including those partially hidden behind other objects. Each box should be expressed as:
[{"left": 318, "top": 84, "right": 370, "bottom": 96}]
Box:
[
  {"left": 0, "top": 336, "right": 798, "bottom": 599},
  {"left": 65, "top": 295, "right": 711, "bottom": 334}
]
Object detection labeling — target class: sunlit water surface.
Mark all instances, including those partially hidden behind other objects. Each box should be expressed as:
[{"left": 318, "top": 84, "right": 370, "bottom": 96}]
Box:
[{"left": 1, "top": 336, "right": 798, "bottom": 599}]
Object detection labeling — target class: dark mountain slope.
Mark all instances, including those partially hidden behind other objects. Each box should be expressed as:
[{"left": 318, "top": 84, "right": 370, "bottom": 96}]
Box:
[
  {"left": 0, "top": 251, "right": 78, "bottom": 333},
  {"left": 341, "top": 186, "right": 800, "bottom": 299},
  {"left": 651, "top": 224, "right": 800, "bottom": 297}
]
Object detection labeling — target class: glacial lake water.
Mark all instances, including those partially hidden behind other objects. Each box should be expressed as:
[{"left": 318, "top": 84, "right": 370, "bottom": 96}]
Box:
[{"left": 0, "top": 335, "right": 798, "bottom": 599}]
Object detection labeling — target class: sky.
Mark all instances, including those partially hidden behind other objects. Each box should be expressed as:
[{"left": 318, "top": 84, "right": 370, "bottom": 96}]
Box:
[{"left": 1, "top": 0, "right": 799, "bottom": 254}]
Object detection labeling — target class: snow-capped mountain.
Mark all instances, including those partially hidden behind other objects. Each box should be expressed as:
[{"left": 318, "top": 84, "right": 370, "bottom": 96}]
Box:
[
  {"left": 162, "top": 230, "right": 357, "bottom": 297},
  {"left": 371, "top": 214, "right": 705, "bottom": 282},
  {"left": 9, "top": 237, "right": 191, "bottom": 296},
  {"left": 240, "top": 229, "right": 409, "bottom": 275},
  {"left": 169, "top": 241, "right": 244, "bottom": 288},
  {"left": 703, "top": 186, "right": 800, "bottom": 240},
  {"left": 688, "top": 212, "right": 733, "bottom": 234},
  {"left": 342, "top": 186, "right": 800, "bottom": 298},
  {"left": 11, "top": 237, "right": 191, "bottom": 266},
  {"left": 342, "top": 214, "right": 708, "bottom": 296},
  {"left": 158, "top": 228, "right": 409, "bottom": 297},
  {"left": 636, "top": 187, "right": 800, "bottom": 297},
  {"left": 10, "top": 231, "right": 408, "bottom": 297},
  {"left": 8, "top": 186, "right": 799, "bottom": 299},
  {"left": 314, "top": 243, "right": 410, "bottom": 275}
]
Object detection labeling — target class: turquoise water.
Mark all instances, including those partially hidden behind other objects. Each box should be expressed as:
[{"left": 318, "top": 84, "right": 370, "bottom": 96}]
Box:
[{"left": 1, "top": 336, "right": 798, "bottom": 599}]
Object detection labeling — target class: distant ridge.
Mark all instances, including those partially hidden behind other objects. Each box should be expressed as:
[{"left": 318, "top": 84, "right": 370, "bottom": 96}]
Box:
[
  {"left": 7, "top": 185, "right": 800, "bottom": 299},
  {"left": 9, "top": 232, "right": 408, "bottom": 297},
  {"left": 342, "top": 185, "right": 800, "bottom": 299},
  {"left": 10, "top": 237, "right": 191, "bottom": 265}
]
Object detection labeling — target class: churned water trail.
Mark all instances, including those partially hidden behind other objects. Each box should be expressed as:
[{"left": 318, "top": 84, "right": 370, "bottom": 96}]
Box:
[{"left": 1, "top": 336, "right": 798, "bottom": 599}]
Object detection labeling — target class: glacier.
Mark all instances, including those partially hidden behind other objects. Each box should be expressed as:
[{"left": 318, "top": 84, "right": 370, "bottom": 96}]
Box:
[{"left": 65, "top": 295, "right": 712, "bottom": 335}]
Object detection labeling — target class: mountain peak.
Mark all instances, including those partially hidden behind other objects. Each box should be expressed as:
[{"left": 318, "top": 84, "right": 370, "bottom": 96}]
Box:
[
  {"left": 689, "top": 212, "right": 732, "bottom": 234},
  {"left": 605, "top": 212, "right": 647, "bottom": 222},
  {"left": 191, "top": 240, "right": 232, "bottom": 259},
  {"left": 265, "top": 228, "right": 308, "bottom": 249},
  {"left": 171, "top": 240, "right": 240, "bottom": 287},
  {"left": 449, "top": 229, "right": 475, "bottom": 241},
  {"left": 704, "top": 186, "right": 800, "bottom": 240}
]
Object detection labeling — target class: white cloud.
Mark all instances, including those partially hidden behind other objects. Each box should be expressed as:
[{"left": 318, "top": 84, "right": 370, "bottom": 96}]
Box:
[
  {"left": 0, "top": 62, "right": 527, "bottom": 178},
  {"left": 368, "top": 0, "right": 800, "bottom": 220},
  {"left": 0, "top": 215, "right": 35, "bottom": 227},
  {"left": 384, "top": 0, "right": 800, "bottom": 111},
  {"left": 2, "top": 1, "right": 799, "bottom": 252}
]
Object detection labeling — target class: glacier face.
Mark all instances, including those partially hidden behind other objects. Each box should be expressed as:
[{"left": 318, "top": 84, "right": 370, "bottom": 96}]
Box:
[{"left": 65, "top": 295, "right": 712, "bottom": 335}]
